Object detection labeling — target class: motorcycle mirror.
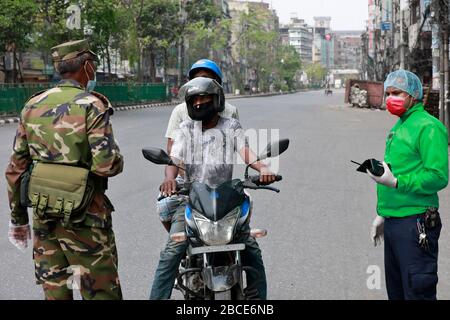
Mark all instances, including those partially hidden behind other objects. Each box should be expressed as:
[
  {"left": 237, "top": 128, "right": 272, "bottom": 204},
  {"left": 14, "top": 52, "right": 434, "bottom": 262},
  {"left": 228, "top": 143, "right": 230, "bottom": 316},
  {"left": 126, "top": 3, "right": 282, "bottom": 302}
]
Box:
[
  {"left": 142, "top": 148, "right": 173, "bottom": 165},
  {"left": 258, "top": 139, "right": 290, "bottom": 161}
]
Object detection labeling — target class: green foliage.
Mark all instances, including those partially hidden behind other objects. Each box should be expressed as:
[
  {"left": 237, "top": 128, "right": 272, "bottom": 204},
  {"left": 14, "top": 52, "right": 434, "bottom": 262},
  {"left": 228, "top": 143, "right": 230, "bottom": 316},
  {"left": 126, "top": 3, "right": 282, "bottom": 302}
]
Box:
[
  {"left": 83, "top": 0, "right": 121, "bottom": 54},
  {"left": 185, "top": 18, "right": 231, "bottom": 68},
  {"left": 276, "top": 45, "right": 302, "bottom": 90},
  {"left": 185, "top": 0, "right": 221, "bottom": 27},
  {"left": 236, "top": 7, "right": 279, "bottom": 91},
  {"left": 32, "top": 0, "right": 81, "bottom": 53},
  {"left": 304, "top": 62, "right": 327, "bottom": 84},
  {"left": 0, "top": 0, "right": 37, "bottom": 52},
  {"left": 0, "top": 0, "right": 37, "bottom": 82},
  {"left": 0, "top": 0, "right": 303, "bottom": 90},
  {"left": 138, "top": 0, "right": 179, "bottom": 50}
]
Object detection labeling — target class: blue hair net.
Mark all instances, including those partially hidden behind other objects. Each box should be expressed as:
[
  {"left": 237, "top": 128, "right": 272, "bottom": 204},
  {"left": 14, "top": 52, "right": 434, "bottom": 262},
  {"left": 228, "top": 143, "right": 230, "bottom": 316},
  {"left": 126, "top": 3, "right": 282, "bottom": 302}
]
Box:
[{"left": 384, "top": 70, "right": 423, "bottom": 100}]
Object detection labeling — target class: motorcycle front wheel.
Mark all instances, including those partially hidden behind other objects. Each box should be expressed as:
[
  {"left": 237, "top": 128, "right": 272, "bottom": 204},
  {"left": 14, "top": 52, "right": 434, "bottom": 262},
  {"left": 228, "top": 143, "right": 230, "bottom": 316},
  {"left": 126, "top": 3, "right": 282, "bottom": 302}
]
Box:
[{"left": 214, "top": 290, "right": 231, "bottom": 300}]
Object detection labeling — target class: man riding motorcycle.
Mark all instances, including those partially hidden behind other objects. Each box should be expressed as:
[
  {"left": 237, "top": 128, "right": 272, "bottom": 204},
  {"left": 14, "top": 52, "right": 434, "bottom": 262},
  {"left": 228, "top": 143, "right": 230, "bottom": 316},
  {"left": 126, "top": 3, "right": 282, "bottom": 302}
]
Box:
[
  {"left": 149, "top": 77, "right": 276, "bottom": 300},
  {"left": 158, "top": 59, "right": 239, "bottom": 232}
]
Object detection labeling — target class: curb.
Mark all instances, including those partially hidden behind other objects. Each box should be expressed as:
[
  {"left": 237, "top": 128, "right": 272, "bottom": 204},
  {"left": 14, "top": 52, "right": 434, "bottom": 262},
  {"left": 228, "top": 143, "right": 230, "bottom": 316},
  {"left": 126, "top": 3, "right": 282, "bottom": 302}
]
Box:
[
  {"left": 0, "top": 102, "right": 178, "bottom": 126},
  {"left": 226, "top": 90, "right": 302, "bottom": 100},
  {"left": 0, "top": 117, "right": 19, "bottom": 126},
  {"left": 0, "top": 90, "right": 309, "bottom": 126},
  {"left": 113, "top": 101, "right": 177, "bottom": 112}
]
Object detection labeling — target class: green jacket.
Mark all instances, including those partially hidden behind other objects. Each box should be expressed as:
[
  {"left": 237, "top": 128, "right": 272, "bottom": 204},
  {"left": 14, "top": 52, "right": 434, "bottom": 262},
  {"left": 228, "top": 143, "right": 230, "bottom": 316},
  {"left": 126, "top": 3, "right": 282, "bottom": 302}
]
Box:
[{"left": 377, "top": 103, "right": 449, "bottom": 218}]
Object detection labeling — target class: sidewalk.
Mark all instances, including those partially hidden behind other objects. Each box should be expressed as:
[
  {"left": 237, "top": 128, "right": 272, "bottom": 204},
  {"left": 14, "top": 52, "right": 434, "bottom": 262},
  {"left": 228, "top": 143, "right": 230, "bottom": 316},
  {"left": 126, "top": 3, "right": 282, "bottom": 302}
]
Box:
[{"left": 1, "top": 89, "right": 304, "bottom": 126}]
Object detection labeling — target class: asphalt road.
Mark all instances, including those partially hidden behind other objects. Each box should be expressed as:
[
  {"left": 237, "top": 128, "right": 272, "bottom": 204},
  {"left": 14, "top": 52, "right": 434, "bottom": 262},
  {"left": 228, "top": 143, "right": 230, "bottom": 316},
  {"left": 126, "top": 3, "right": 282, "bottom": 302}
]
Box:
[{"left": 1, "top": 89, "right": 449, "bottom": 300}]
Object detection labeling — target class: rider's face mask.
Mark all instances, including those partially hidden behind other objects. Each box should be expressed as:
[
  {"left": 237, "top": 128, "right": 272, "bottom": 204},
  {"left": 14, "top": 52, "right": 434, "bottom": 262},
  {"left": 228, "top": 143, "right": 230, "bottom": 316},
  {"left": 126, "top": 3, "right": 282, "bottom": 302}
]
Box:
[
  {"left": 188, "top": 96, "right": 217, "bottom": 122},
  {"left": 84, "top": 60, "right": 97, "bottom": 92}
]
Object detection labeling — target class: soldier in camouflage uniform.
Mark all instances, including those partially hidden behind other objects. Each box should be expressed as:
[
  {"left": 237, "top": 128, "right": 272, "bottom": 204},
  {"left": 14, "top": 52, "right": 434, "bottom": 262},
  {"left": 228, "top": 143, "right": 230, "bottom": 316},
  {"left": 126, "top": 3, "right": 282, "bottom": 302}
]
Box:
[{"left": 5, "top": 40, "right": 124, "bottom": 300}]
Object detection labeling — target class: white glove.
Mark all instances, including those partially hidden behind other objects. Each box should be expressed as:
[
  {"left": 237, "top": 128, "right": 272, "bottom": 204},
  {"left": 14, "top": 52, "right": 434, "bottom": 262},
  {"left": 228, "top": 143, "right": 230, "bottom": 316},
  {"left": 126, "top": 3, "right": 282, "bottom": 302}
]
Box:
[
  {"left": 370, "top": 216, "right": 385, "bottom": 247},
  {"left": 367, "top": 161, "right": 398, "bottom": 188},
  {"left": 8, "top": 222, "right": 31, "bottom": 252}
]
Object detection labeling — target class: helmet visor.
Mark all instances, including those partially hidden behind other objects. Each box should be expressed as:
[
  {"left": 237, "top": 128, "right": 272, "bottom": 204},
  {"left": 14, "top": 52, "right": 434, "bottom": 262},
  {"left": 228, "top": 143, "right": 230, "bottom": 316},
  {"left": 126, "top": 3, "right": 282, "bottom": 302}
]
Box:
[{"left": 179, "top": 77, "right": 222, "bottom": 101}]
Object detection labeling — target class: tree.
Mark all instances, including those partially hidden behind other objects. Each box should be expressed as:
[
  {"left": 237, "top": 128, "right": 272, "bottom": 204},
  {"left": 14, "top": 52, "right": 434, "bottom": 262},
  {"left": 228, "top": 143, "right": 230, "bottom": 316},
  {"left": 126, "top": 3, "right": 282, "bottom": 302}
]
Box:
[
  {"left": 185, "top": 17, "right": 231, "bottom": 69},
  {"left": 184, "top": 0, "right": 221, "bottom": 27},
  {"left": 120, "top": 0, "right": 179, "bottom": 82},
  {"left": 0, "top": 0, "right": 37, "bottom": 83},
  {"left": 234, "top": 7, "right": 279, "bottom": 92},
  {"left": 304, "top": 62, "right": 327, "bottom": 85},
  {"left": 83, "top": 0, "right": 124, "bottom": 80},
  {"left": 276, "top": 45, "right": 302, "bottom": 90},
  {"left": 31, "top": 1, "right": 125, "bottom": 81},
  {"left": 179, "top": 0, "right": 223, "bottom": 85},
  {"left": 33, "top": 1, "right": 83, "bottom": 57},
  {"left": 137, "top": 0, "right": 179, "bottom": 82}
]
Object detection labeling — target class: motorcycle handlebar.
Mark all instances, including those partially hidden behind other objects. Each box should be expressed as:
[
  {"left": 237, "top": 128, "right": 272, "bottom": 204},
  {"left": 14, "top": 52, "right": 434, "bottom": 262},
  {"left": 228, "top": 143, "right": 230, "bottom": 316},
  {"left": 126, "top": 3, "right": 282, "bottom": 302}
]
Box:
[
  {"left": 157, "top": 175, "right": 283, "bottom": 201},
  {"left": 249, "top": 175, "right": 282, "bottom": 186},
  {"left": 157, "top": 184, "right": 189, "bottom": 201}
]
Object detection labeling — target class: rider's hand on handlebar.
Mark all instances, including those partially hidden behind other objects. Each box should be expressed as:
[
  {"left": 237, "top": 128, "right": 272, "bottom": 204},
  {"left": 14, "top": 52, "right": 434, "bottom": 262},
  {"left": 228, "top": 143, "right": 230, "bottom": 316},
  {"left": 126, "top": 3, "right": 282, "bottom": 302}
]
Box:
[
  {"left": 160, "top": 179, "right": 177, "bottom": 197},
  {"left": 259, "top": 167, "right": 277, "bottom": 185}
]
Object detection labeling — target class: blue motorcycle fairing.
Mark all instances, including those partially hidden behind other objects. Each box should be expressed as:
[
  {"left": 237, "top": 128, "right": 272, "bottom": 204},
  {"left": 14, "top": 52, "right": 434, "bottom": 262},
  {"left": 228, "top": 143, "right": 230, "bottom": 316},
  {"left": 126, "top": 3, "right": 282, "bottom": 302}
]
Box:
[
  {"left": 189, "top": 179, "right": 246, "bottom": 222},
  {"left": 240, "top": 198, "right": 250, "bottom": 218},
  {"left": 237, "top": 198, "right": 250, "bottom": 227}
]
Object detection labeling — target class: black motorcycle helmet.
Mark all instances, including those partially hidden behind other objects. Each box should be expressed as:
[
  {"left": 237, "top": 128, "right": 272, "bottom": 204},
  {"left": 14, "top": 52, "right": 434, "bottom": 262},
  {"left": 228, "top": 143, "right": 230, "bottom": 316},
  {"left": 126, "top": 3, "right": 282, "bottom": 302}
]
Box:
[{"left": 180, "top": 77, "right": 225, "bottom": 121}]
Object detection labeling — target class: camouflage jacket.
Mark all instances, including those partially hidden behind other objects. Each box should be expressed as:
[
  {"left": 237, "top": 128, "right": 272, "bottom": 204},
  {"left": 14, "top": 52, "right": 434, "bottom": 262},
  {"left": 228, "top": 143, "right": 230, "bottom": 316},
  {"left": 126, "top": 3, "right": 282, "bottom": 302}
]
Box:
[{"left": 5, "top": 79, "right": 124, "bottom": 228}]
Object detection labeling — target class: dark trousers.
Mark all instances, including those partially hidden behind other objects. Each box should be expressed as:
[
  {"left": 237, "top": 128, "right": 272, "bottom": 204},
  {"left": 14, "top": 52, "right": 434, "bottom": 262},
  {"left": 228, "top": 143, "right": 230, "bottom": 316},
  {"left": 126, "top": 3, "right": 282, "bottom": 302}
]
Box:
[{"left": 384, "top": 214, "right": 441, "bottom": 300}]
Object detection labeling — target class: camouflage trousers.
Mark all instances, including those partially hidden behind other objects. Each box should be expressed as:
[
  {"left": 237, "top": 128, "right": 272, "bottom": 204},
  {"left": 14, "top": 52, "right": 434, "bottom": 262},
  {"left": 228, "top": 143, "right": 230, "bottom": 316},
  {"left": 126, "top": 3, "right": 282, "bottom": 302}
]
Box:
[{"left": 33, "top": 220, "right": 122, "bottom": 300}]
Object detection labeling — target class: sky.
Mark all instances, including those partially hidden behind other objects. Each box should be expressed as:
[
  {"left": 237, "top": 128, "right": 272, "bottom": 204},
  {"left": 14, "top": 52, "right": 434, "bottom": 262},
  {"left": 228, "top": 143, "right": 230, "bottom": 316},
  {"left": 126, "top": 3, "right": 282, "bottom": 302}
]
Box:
[{"left": 268, "top": 0, "right": 369, "bottom": 31}]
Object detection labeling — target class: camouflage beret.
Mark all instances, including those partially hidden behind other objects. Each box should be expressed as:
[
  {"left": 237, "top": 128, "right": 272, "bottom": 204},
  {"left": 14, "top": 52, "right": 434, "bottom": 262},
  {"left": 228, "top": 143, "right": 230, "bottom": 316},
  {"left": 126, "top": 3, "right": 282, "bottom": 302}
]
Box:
[{"left": 51, "top": 39, "right": 98, "bottom": 62}]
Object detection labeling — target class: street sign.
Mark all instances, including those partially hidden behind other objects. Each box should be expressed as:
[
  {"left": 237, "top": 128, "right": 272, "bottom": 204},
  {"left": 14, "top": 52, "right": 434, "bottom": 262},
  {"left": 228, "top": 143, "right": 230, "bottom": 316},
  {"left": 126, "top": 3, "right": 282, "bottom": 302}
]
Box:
[{"left": 381, "top": 22, "right": 391, "bottom": 31}]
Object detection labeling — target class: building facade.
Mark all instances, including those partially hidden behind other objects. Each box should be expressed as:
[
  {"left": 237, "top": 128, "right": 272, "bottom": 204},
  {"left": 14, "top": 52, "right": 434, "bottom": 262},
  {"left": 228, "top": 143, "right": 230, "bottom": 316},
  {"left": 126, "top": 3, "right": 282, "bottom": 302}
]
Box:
[
  {"left": 228, "top": 0, "right": 280, "bottom": 90},
  {"left": 334, "top": 31, "right": 363, "bottom": 70},
  {"left": 288, "top": 18, "right": 313, "bottom": 63},
  {"left": 361, "top": 0, "right": 432, "bottom": 82},
  {"left": 313, "top": 17, "right": 334, "bottom": 68}
]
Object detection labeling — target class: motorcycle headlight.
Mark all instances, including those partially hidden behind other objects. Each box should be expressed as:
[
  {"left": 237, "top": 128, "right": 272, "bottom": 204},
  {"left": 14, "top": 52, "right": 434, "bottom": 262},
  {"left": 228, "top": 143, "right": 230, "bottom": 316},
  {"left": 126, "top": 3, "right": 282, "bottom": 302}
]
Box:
[{"left": 193, "top": 207, "right": 240, "bottom": 246}]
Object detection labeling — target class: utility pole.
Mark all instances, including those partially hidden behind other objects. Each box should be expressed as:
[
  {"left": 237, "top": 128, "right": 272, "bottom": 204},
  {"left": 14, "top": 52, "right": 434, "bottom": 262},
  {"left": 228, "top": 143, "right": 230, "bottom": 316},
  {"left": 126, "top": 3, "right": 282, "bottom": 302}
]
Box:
[
  {"left": 400, "top": 1, "right": 405, "bottom": 69},
  {"left": 444, "top": 2, "right": 450, "bottom": 135},
  {"left": 431, "top": 0, "right": 440, "bottom": 91},
  {"left": 391, "top": 0, "right": 395, "bottom": 71},
  {"left": 434, "top": 0, "right": 449, "bottom": 132},
  {"left": 177, "top": 0, "right": 186, "bottom": 88}
]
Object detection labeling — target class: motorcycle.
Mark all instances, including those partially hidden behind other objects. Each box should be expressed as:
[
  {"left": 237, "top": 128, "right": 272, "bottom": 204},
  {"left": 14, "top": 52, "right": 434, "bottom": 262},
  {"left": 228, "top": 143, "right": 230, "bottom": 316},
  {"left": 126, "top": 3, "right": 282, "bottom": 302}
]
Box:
[{"left": 142, "top": 139, "right": 289, "bottom": 300}]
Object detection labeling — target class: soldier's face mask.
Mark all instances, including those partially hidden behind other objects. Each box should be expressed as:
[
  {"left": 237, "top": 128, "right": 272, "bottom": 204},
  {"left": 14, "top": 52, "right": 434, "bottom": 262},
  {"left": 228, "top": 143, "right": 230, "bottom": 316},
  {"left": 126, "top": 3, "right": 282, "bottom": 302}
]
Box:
[{"left": 84, "top": 61, "right": 97, "bottom": 92}]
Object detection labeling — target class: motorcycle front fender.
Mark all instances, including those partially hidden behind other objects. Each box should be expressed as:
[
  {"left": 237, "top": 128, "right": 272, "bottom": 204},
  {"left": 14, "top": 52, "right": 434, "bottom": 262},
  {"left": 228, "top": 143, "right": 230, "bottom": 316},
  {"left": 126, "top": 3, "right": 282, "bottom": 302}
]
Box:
[{"left": 202, "top": 264, "right": 243, "bottom": 292}]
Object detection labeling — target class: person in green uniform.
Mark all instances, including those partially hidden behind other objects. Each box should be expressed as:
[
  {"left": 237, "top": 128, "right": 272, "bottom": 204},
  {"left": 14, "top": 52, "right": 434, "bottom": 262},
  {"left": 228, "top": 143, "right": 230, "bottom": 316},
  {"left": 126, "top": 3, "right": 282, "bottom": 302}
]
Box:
[{"left": 367, "top": 70, "right": 448, "bottom": 300}]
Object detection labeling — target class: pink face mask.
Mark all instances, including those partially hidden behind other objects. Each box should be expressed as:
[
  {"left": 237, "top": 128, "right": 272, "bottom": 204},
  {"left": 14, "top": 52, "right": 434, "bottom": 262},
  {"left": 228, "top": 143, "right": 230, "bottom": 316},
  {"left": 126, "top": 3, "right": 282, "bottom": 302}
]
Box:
[{"left": 386, "top": 96, "right": 407, "bottom": 117}]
